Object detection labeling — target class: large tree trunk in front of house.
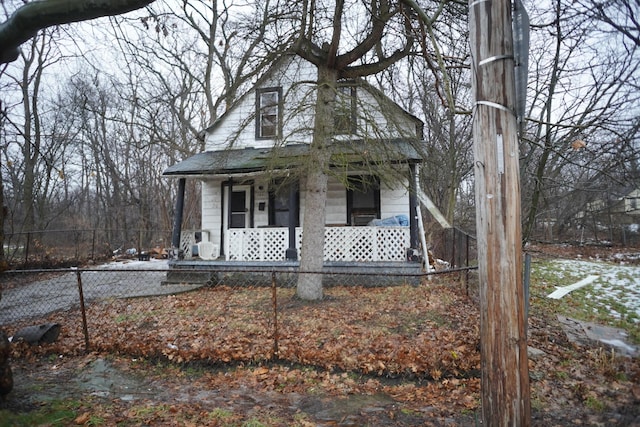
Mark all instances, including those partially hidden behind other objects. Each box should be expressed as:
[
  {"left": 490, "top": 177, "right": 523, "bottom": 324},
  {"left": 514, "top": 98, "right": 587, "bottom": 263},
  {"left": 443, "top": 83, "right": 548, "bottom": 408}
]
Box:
[{"left": 296, "top": 65, "right": 338, "bottom": 301}]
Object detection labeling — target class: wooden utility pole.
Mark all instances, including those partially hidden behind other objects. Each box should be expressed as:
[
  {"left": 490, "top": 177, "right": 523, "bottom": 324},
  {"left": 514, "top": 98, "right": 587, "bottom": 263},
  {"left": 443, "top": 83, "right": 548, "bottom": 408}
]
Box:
[{"left": 469, "top": 0, "right": 531, "bottom": 425}]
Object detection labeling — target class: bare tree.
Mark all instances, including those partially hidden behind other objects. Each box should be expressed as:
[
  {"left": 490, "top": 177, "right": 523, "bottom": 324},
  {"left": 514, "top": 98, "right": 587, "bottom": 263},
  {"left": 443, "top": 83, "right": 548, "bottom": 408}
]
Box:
[
  {"left": 521, "top": 0, "right": 640, "bottom": 242},
  {"left": 0, "top": 0, "right": 156, "bottom": 63},
  {"left": 289, "top": 0, "right": 420, "bottom": 300},
  {"left": 0, "top": 28, "right": 68, "bottom": 235},
  {"left": 373, "top": 1, "right": 473, "bottom": 230}
]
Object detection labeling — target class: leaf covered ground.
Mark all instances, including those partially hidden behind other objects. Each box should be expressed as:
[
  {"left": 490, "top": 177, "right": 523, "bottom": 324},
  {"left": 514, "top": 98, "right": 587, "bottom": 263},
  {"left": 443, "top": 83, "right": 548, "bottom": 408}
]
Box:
[{"left": 2, "top": 247, "right": 640, "bottom": 426}]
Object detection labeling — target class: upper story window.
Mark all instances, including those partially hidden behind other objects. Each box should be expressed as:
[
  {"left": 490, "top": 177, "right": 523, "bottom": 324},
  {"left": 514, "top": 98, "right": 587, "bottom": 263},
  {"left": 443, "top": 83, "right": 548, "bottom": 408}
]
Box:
[
  {"left": 335, "top": 84, "right": 356, "bottom": 135},
  {"left": 256, "top": 87, "right": 282, "bottom": 139}
]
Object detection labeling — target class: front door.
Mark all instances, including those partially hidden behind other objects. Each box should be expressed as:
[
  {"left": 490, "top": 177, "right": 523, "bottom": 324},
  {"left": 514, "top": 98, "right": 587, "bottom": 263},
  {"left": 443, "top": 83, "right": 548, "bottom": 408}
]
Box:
[
  {"left": 230, "top": 190, "right": 248, "bottom": 228},
  {"left": 226, "top": 184, "right": 252, "bottom": 229}
]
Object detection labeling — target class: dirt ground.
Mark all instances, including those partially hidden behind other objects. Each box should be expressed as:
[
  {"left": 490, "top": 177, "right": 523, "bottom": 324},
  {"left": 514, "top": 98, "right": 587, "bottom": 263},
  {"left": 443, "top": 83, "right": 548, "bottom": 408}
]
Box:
[
  {"left": 3, "top": 346, "right": 639, "bottom": 426},
  {"left": 5, "top": 353, "right": 481, "bottom": 426},
  {"left": 1, "top": 243, "right": 640, "bottom": 426}
]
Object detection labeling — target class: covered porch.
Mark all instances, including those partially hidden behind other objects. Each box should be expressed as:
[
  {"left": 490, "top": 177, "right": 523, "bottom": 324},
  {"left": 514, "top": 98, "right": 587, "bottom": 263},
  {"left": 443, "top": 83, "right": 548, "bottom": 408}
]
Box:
[
  {"left": 163, "top": 143, "right": 426, "bottom": 285},
  {"left": 178, "top": 224, "right": 414, "bottom": 262}
]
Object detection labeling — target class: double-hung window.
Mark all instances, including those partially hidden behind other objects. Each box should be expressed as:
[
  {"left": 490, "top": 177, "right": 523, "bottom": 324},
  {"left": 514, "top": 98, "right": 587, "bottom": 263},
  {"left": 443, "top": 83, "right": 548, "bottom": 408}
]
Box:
[
  {"left": 335, "top": 84, "right": 356, "bottom": 134},
  {"left": 256, "top": 88, "right": 282, "bottom": 139}
]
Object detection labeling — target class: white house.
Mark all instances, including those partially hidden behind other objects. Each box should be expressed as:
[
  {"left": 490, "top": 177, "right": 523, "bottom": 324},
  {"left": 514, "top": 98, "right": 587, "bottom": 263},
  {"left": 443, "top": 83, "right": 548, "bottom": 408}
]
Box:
[{"left": 163, "top": 53, "right": 428, "bottom": 278}]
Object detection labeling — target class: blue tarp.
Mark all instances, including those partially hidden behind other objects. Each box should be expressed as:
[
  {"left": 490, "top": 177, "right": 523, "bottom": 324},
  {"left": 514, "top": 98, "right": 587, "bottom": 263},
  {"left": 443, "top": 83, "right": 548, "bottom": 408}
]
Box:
[{"left": 368, "top": 215, "right": 409, "bottom": 226}]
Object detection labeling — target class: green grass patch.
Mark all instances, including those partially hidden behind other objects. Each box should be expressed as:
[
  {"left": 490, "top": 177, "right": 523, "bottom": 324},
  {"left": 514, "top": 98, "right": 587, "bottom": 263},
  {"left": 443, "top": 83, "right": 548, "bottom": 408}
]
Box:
[
  {"left": 529, "top": 259, "right": 640, "bottom": 344},
  {"left": 0, "top": 399, "right": 81, "bottom": 427}
]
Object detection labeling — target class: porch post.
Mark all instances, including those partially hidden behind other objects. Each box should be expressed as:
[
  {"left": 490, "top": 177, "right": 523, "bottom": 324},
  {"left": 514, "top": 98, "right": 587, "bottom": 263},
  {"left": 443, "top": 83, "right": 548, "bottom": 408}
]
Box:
[
  {"left": 409, "top": 164, "right": 419, "bottom": 250},
  {"left": 286, "top": 184, "right": 298, "bottom": 260},
  {"left": 227, "top": 178, "right": 233, "bottom": 228},
  {"left": 171, "top": 178, "right": 186, "bottom": 250}
]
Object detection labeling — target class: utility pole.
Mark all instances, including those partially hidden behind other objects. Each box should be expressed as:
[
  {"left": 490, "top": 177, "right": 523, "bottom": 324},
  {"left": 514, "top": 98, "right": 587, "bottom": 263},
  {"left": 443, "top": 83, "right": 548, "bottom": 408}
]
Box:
[{"left": 469, "top": 0, "right": 531, "bottom": 425}]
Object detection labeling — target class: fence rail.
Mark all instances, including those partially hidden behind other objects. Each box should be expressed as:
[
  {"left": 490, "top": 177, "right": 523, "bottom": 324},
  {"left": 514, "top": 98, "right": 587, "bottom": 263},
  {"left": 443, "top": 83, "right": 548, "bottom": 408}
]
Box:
[
  {"left": 3, "top": 226, "right": 476, "bottom": 269},
  {"left": 0, "top": 266, "right": 478, "bottom": 373}
]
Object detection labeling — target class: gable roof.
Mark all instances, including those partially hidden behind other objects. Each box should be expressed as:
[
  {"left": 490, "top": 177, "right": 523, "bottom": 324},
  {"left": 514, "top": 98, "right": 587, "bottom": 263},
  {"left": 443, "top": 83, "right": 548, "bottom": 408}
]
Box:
[
  {"left": 201, "top": 53, "right": 297, "bottom": 137},
  {"left": 201, "top": 52, "right": 423, "bottom": 138}
]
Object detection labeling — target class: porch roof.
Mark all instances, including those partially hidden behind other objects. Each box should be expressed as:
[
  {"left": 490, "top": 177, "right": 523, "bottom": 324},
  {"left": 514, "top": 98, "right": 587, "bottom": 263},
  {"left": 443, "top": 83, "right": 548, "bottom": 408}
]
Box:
[{"left": 163, "top": 140, "right": 422, "bottom": 177}]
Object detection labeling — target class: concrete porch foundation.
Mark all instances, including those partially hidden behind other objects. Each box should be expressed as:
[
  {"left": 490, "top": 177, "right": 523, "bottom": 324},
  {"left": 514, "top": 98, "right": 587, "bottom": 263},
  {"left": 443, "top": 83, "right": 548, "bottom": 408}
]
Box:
[{"left": 163, "top": 260, "right": 424, "bottom": 287}]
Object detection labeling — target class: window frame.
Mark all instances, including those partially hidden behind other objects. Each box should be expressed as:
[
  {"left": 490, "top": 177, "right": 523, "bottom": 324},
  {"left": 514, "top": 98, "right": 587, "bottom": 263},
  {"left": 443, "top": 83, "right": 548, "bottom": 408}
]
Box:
[
  {"left": 346, "top": 175, "right": 381, "bottom": 226},
  {"left": 334, "top": 84, "right": 357, "bottom": 135},
  {"left": 268, "top": 179, "right": 300, "bottom": 227},
  {"left": 255, "top": 87, "right": 282, "bottom": 139}
]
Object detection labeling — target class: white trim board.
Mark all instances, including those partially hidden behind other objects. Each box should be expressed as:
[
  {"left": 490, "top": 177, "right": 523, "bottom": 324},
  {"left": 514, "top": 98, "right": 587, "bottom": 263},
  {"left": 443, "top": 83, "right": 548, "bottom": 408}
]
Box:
[{"left": 547, "top": 275, "right": 599, "bottom": 299}]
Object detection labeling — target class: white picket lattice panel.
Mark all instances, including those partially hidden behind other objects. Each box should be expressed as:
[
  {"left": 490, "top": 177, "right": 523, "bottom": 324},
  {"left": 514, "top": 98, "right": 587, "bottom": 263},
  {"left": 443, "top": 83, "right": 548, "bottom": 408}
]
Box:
[
  {"left": 227, "top": 228, "right": 288, "bottom": 261},
  {"left": 227, "top": 226, "right": 409, "bottom": 262},
  {"left": 180, "top": 232, "right": 196, "bottom": 258}
]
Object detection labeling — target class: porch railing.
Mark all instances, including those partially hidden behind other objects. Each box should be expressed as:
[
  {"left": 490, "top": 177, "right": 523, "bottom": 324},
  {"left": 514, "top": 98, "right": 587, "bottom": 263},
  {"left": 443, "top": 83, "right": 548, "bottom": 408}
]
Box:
[{"left": 226, "top": 226, "right": 410, "bottom": 262}]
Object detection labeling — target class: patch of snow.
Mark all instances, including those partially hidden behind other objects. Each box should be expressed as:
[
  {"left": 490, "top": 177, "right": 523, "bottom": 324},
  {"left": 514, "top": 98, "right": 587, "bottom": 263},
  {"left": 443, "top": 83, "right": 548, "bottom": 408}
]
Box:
[
  {"left": 538, "top": 259, "right": 640, "bottom": 323},
  {"left": 96, "top": 258, "right": 170, "bottom": 270},
  {"left": 599, "top": 339, "right": 637, "bottom": 355}
]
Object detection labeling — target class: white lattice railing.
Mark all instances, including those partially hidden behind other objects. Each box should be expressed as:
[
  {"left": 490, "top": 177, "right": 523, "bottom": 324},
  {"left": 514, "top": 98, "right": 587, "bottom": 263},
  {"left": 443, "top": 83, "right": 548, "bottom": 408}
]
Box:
[
  {"left": 226, "top": 226, "right": 409, "bottom": 262},
  {"left": 179, "top": 230, "right": 210, "bottom": 259}
]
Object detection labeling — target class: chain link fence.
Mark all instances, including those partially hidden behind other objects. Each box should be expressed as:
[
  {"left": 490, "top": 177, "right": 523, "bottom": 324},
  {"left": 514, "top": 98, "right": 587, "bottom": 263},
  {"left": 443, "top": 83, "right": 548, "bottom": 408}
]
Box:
[{"left": 0, "top": 263, "right": 480, "bottom": 377}]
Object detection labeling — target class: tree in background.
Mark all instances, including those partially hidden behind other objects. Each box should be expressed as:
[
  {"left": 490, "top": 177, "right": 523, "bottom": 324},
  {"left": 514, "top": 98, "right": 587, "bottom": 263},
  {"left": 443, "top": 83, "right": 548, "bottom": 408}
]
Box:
[
  {"left": 375, "top": 1, "right": 473, "bottom": 230},
  {"left": 521, "top": 0, "right": 640, "bottom": 243}
]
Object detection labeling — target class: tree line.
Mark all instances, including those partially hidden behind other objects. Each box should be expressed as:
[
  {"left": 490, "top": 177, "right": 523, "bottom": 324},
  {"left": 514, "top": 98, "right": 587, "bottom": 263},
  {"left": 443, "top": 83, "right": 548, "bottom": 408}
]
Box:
[{"left": 0, "top": 0, "right": 638, "bottom": 267}]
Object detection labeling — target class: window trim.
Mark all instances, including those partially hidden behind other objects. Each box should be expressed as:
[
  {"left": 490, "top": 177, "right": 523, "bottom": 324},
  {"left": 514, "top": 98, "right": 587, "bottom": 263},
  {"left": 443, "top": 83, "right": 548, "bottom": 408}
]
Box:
[
  {"left": 255, "top": 87, "right": 282, "bottom": 139},
  {"left": 346, "top": 175, "right": 380, "bottom": 226},
  {"left": 334, "top": 84, "right": 357, "bottom": 135},
  {"left": 268, "top": 179, "right": 300, "bottom": 227}
]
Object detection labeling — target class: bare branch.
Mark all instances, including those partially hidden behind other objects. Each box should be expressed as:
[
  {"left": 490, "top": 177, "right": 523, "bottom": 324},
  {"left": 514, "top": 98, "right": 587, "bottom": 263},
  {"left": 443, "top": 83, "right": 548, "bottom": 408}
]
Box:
[{"left": 0, "top": 0, "right": 156, "bottom": 63}]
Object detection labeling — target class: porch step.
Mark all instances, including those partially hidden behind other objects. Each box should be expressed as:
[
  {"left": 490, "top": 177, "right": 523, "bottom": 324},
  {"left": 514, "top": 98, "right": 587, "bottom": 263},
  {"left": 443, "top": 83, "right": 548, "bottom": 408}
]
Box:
[{"left": 162, "top": 269, "right": 217, "bottom": 286}]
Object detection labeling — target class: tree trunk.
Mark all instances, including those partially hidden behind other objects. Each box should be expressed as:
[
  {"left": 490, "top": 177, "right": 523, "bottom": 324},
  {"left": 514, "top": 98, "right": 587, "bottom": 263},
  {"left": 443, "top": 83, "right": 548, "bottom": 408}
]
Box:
[
  {"left": 469, "top": 0, "right": 531, "bottom": 425},
  {"left": 296, "top": 65, "right": 337, "bottom": 300},
  {"left": 0, "top": 101, "right": 6, "bottom": 270}
]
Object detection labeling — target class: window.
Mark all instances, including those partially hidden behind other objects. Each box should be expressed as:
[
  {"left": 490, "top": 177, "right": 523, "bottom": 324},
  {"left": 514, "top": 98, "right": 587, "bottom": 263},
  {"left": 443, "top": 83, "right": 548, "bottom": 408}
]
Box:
[
  {"left": 347, "top": 176, "right": 380, "bottom": 226},
  {"left": 256, "top": 88, "right": 281, "bottom": 138},
  {"left": 335, "top": 84, "right": 356, "bottom": 134},
  {"left": 269, "top": 180, "right": 299, "bottom": 227}
]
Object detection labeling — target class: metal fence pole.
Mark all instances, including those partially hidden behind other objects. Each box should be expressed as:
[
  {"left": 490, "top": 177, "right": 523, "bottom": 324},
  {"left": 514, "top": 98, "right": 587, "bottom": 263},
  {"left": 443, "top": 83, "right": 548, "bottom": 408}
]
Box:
[
  {"left": 75, "top": 269, "right": 90, "bottom": 351},
  {"left": 24, "top": 232, "right": 31, "bottom": 264},
  {"left": 523, "top": 253, "right": 531, "bottom": 337},
  {"left": 271, "top": 271, "right": 279, "bottom": 360},
  {"left": 465, "top": 233, "right": 470, "bottom": 296},
  {"left": 91, "top": 229, "right": 96, "bottom": 260}
]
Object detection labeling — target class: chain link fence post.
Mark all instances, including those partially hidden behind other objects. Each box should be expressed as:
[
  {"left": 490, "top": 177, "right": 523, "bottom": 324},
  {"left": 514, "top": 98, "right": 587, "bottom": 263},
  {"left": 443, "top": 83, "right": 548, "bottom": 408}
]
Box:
[
  {"left": 271, "top": 271, "right": 279, "bottom": 360},
  {"left": 75, "top": 269, "right": 90, "bottom": 351}
]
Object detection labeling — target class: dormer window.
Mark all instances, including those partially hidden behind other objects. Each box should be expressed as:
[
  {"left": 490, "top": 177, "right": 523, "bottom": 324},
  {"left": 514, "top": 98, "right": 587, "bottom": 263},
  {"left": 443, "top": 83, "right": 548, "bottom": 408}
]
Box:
[
  {"left": 256, "top": 87, "right": 282, "bottom": 139},
  {"left": 335, "top": 84, "right": 356, "bottom": 134}
]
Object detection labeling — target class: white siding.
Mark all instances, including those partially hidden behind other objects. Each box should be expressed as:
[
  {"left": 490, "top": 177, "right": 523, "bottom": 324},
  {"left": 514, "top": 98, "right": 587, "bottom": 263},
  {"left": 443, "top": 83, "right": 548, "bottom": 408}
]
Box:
[
  {"left": 201, "top": 173, "right": 410, "bottom": 250},
  {"left": 354, "top": 89, "right": 419, "bottom": 140},
  {"left": 205, "top": 56, "right": 317, "bottom": 151},
  {"left": 204, "top": 55, "right": 420, "bottom": 152},
  {"left": 325, "top": 178, "right": 348, "bottom": 225},
  {"left": 201, "top": 179, "right": 222, "bottom": 247},
  {"left": 380, "top": 178, "right": 410, "bottom": 219},
  {"left": 253, "top": 178, "right": 270, "bottom": 226}
]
